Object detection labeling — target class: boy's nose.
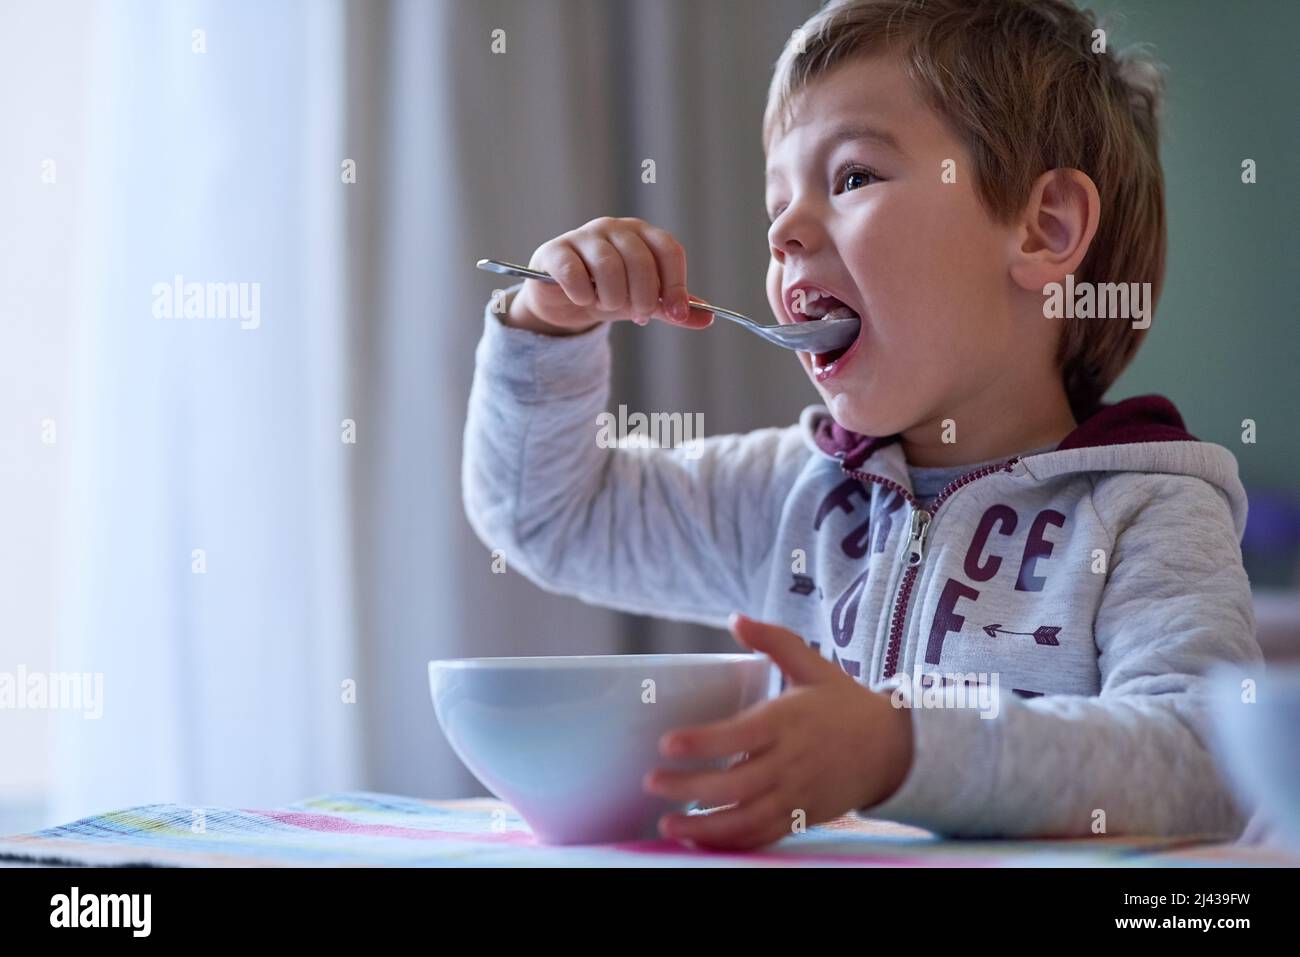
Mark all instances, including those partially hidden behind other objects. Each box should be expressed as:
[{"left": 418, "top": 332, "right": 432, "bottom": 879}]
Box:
[
  {"left": 769, "top": 226, "right": 802, "bottom": 257},
  {"left": 768, "top": 211, "right": 822, "bottom": 260}
]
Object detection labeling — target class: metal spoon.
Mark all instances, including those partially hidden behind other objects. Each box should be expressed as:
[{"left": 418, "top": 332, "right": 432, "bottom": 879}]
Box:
[{"left": 476, "top": 258, "right": 860, "bottom": 354}]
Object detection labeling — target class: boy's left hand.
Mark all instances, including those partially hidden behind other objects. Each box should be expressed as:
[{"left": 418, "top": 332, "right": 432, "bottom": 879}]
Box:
[{"left": 643, "top": 613, "right": 915, "bottom": 851}]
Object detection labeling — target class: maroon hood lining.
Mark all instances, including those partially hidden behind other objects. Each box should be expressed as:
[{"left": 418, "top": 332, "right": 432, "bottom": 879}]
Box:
[{"left": 813, "top": 394, "right": 1197, "bottom": 470}]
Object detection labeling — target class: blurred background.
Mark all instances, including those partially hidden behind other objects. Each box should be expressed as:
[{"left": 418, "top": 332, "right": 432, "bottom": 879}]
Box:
[{"left": 2, "top": 0, "right": 1297, "bottom": 833}]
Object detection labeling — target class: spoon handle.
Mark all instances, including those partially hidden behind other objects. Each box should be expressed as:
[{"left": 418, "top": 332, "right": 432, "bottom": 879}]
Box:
[{"left": 476, "top": 259, "right": 559, "bottom": 284}]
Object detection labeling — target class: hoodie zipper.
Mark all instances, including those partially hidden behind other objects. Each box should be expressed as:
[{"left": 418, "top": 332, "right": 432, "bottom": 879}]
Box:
[{"left": 841, "top": 456, "right": 1021, "bottom": 681}]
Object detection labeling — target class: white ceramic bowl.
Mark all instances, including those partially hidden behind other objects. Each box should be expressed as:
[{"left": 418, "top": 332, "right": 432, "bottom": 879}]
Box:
[
  {"left": 1207, "top": 662, "right": 1300, "bottom": 848},
  {"left": 429, "top": 653, "right": 774, "bottom": 844}
]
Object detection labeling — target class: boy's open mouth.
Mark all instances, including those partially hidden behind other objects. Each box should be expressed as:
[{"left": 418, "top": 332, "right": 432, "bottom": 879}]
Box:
[{"left": 784, "top": 285, "right": 862, "bottom": 372}]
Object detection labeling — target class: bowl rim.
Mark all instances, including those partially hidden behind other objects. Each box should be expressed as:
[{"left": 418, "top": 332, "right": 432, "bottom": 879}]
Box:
[{"left": 428, "top": 653, "right": 767, "bottom": 670}]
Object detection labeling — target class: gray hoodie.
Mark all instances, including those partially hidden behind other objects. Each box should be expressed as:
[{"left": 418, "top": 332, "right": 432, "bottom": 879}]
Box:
[{"left": 463, "top": 283, "right": 1262, "bottom": 840}]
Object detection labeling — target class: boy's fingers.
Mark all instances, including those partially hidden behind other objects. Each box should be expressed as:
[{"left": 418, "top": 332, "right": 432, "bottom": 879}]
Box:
[
  {"left": 571, "top": 235, "right": 629, "bottom": 313},
  {"left": 730, "top": 612, "right": 836, "bottom": 686},
  {"left": 660, "top": 788, "right": 787, "bottom": 848},
  {"left": 632, "top": 223, "right": 714, "bottom": 329},
  {"left": 535, "top": 241, "right": 595, "bottom": 307},
  {"left": 607, "top": 231, "right": 661, "bottom": 319},
  {"left": 644, "top": 747, "right": 777, "bottom": 808},
  {"left": 678, "top": 299, "right": 717, "bottom": 329},
  {"left": 659, "top": 703, "right": 776, "bottom": 760},
  {"left": 638, "top": 225, "right": 689, "bottom": 321}
]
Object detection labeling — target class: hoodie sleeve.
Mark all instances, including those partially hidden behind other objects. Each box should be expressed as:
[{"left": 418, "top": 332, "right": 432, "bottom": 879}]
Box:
[
  {"left": 857, "top": 471, "right": 1261, "bottom": 839},
  {"left": 462, "top": 283, "right": 810, "bottom": 628}
]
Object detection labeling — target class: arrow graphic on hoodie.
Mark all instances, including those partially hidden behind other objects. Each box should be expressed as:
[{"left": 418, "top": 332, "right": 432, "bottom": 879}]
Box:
[{"left": 981, "top": 624, "right": 1061, "bottom": 646}]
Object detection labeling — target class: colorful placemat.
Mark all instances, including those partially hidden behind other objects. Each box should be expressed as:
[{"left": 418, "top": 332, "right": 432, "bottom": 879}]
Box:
[{"left": 0, "top": 792, "right": 1286, "bottom": 867}]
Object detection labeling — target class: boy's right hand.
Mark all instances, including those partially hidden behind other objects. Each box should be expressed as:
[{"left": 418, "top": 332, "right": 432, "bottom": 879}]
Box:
[{"left": 505, "top": 217, "right": 716, "bottom": 336}]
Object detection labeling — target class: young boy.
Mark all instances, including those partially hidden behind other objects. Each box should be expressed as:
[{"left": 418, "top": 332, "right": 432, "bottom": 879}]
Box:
[{"left": 462, "top": 0, "right": 1261, "bottom": 850}]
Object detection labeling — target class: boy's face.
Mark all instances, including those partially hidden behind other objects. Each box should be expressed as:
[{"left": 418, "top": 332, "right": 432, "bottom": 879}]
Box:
[{"left": 764, "top": 52, "right": 1047, "bottom": 442}]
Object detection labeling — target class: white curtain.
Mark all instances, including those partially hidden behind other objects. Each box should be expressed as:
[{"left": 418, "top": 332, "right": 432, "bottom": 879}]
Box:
[
  {"left": 46, "top": 0, "right": 814, "bottom": 822},
  {"left": 52, "top": 0, "right": 362, "bottom": 821}
]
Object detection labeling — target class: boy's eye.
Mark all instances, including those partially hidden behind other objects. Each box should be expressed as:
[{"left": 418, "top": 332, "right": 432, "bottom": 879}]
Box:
[
  {"left": 766, "top": 163, "right": 882, "bottom": 225},
  {"left": 835, "top": 161, "right": 881, "bottom": 194}
]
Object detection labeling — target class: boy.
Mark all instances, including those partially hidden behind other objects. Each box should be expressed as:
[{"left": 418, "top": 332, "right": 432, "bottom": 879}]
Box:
[{"left": 462, "top": 0, "right": 1261, "bottom": 850}]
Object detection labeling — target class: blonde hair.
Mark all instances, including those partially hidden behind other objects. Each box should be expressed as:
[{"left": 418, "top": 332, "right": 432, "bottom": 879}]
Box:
[{"left": 764, "top": 0, "right": 1167, "bottom": 416}]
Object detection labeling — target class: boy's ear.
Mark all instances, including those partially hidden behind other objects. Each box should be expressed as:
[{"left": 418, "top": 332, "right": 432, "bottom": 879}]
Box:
[{"left": 1007, "top": 169, "right": 1101, "bottom": 293}]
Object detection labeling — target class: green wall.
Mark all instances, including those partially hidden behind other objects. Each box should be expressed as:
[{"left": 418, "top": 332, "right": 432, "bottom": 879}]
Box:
[{"left": 1091, "top": 0, "right": 1299, "bottom": 492}]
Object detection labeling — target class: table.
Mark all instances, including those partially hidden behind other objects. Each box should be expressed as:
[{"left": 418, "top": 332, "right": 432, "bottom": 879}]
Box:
[{"left": 1, "top": 792, "right": 1294, "bottom": 867}]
